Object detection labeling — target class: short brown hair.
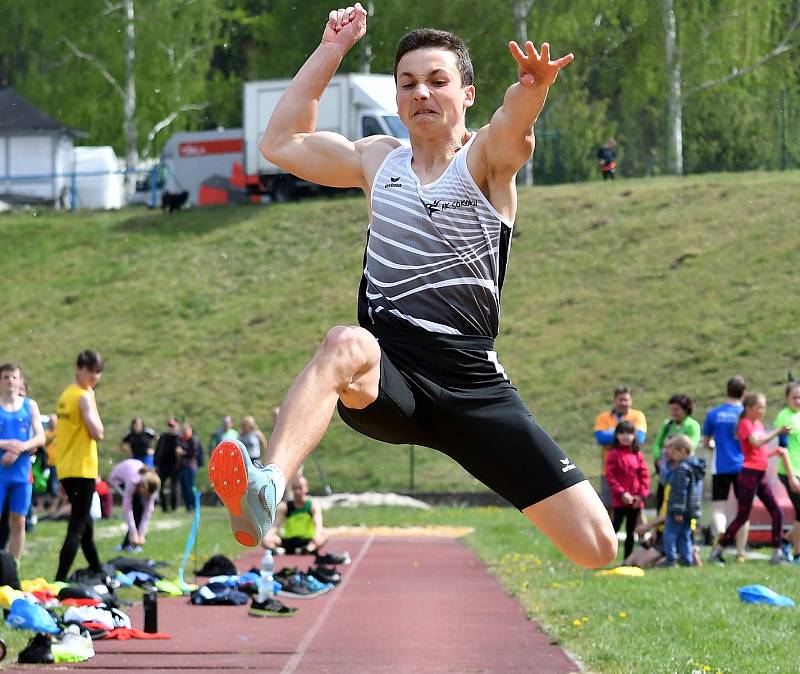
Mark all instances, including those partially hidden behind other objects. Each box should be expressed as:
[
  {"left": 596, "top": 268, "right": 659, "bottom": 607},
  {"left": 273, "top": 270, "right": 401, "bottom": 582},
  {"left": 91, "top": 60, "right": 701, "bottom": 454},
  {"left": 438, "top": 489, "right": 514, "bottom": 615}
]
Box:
[
  {"left": 727, "top": 375, "right": 747, "bottom": 399},
  {"left": 394, "top": 28, "right": 474, "bottom": 86},
  {"left": 0, "top": 363, "right": 21, "bottom": 376}
]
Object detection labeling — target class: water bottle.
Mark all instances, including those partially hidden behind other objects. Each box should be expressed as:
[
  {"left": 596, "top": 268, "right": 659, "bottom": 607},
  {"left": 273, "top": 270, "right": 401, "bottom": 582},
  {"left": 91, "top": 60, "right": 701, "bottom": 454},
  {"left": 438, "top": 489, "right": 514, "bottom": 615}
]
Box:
[
  {"left": 143, "top": 589, "right": 158, "bottom": 633},
  {"left": 257, "top": 549, "right": 274, "bottom": 603}
]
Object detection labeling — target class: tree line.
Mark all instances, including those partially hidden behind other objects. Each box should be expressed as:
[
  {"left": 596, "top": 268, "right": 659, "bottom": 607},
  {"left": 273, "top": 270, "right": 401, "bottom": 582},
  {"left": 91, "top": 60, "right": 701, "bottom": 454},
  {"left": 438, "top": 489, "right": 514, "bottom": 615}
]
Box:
[{"left": 1, "top": 0, "right": 797, "bottom": 183}]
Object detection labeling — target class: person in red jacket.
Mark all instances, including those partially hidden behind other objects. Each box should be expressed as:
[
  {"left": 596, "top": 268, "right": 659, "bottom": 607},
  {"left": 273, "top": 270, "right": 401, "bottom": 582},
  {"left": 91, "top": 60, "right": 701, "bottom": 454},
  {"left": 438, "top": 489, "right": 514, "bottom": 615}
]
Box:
[{"left": 606, "top": 420, "right": 651, "bottom": 559}]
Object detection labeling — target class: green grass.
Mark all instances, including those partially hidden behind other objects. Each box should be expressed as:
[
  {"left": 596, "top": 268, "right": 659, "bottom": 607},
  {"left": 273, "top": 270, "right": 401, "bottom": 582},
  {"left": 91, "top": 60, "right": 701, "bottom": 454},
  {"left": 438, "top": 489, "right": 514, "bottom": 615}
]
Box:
[
  {"left": 5, "top": 505, "right": 799, "bottom": 671},
  {"left": 2, "top": 170, "right": 799, "bottom": 494}
]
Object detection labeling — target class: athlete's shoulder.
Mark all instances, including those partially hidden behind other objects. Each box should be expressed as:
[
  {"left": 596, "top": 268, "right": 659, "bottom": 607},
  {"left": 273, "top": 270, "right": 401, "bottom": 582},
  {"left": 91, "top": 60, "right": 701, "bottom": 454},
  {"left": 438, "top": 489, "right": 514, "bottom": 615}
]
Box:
[
  {"left": 357, "top": 135, "right": 403, "bottom": 159},
  {"left": 359, "top": 136, "right": 404, "bottom": 185}
]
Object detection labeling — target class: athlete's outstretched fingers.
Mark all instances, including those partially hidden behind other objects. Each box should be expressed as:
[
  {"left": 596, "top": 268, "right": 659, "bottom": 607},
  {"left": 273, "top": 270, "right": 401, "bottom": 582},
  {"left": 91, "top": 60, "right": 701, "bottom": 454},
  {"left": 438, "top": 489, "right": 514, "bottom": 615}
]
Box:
[
  {"left": 523, "top": 481, "right": 617, "bottom": 568},
  {"left": 524, "top": 40, "right": 540, "bottom": 60},
  {"left": 553, "top": 53, "right": 574, "bottom": 69},
  {"left": 508, "top": 40, "right": 525, "bottom": 62},
  {"left": 540, "top": 42, "right": 550, "bottom": 62}
]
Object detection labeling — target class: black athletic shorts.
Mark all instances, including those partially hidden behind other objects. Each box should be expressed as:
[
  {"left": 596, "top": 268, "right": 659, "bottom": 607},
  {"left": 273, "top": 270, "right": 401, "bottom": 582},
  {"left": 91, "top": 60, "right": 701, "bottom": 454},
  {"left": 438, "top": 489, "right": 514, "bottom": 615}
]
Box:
[
  {"left": 778, "top": 474, "right": 800, "bottom": 521},
  {"left": 336, "top": 326, "right": 586, "bottom": 510},
  {"left": 711, "top": 473, "right": 741, "bottom": 501}
]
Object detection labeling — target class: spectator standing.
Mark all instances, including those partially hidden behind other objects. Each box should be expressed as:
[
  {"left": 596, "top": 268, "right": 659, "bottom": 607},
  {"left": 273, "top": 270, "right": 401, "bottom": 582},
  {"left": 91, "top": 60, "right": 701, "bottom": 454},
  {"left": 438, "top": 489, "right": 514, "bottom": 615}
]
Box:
[
  {"left": 709, "top": 393, "right": 798, "bottom": 565},
  {"left": 594, "top": 386, "right": 648, "bottom": 512},
  {"left": 0, "top": 363, "right": 45, "bottom": 562},
  {"left": 240, "top": 415, "right": 268, "bottom": 463},
  {"left": 658, "top": 435, "right": 706, "bottom": 567},
  {"left": 154, "top": 418, "right": 180, "bottom": 512},
  {"left": 109, "top": 458, "right": 160, "bottom": 551},
  {"left": 121, "top": 417, "right": 156, "bottom": 466},
  {"left": 702, "top": 375, "right": 748, "bottom": 555},
  {"left": 597, "top": 138, "right": 617, "bottom": 180},
  {"left": 652, "top": 394, "right": 701, "bottom": 512},
  {"left": 775, "top": 381, "right": 800, "bottom": 560},
  {"left": 54, "top": 350, "right": 105, "bottom": 582},
  {"left": 210, "top": 415, "right": 238, "bottom": 450},
  {"left": 605, "top": 420, "right": 650, "bottom": 559},
  {"left": 177, "top": 422, "right": 202, "bottom": 511}
]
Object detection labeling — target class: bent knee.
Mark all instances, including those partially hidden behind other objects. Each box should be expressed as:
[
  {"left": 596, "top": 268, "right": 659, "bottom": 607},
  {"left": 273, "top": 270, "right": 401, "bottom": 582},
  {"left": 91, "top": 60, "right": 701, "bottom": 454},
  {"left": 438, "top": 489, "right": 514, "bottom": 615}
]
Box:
[
  {"left": 574, "top": 527, "right": 618, "bottom": 569},
  {"left": 318, "top": 326, "right": 378, "bottom": 381}
]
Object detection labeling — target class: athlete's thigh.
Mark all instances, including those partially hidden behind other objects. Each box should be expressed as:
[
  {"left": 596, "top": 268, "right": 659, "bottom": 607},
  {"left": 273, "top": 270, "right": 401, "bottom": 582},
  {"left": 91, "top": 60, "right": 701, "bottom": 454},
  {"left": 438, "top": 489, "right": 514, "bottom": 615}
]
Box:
[
  {"left": 337, "top": 347, "right": 437, "bottom": 447},
  {"left": 431, "top": 386, "right": 585, "bottom": 510},
  {"left": 7, "top": 482, "right": 32, "bottom": 516}
]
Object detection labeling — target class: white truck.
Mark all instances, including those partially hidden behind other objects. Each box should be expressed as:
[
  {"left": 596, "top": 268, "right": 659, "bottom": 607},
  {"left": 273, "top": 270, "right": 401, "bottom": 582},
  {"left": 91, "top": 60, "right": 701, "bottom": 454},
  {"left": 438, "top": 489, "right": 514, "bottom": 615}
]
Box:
[
  {"left": 132, "top": 128, "right": 247, "bottom": 208},
  {"left": 243, "top": 73, "right": 408, "bottom": 201}
]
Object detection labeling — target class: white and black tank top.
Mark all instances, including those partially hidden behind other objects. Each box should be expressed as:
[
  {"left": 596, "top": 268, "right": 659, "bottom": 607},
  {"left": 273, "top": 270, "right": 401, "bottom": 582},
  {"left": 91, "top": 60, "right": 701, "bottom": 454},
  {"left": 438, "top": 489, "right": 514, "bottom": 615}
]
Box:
[{"left": 358, "top": 134, "right": 514, "bottom": 338}]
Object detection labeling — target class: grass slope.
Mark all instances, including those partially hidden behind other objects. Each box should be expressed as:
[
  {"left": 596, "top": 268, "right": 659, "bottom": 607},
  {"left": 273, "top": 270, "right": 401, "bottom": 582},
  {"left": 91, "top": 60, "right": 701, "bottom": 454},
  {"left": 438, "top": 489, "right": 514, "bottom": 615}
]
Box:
[{"left": 2, "top": 171, "right": 798, "bottom": 492}]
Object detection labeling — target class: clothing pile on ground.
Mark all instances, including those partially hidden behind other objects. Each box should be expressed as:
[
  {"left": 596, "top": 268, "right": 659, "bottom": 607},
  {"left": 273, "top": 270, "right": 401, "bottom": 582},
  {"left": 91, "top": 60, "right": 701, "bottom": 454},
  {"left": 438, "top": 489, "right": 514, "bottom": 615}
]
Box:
[
  {"left": 1, "top": 558, "right": 174, "bottom": 664},
  {"left": 190, "top": 550, "right": 350, "bottom": 618}
]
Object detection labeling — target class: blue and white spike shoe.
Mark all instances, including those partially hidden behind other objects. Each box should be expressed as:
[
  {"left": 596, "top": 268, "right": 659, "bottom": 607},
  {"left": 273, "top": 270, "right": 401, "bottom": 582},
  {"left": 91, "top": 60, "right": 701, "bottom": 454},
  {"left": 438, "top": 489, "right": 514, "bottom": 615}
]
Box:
[{"left": 208, "top": 439, "right": 276, "bottom": 547}]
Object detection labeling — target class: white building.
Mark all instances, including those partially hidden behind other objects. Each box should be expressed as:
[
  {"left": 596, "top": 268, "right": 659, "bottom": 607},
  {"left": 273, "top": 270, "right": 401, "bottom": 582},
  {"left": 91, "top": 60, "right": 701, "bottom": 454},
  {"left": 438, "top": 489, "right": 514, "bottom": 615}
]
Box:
[{"left": 0, "top": 85, "right": 85, "bottom": 206}]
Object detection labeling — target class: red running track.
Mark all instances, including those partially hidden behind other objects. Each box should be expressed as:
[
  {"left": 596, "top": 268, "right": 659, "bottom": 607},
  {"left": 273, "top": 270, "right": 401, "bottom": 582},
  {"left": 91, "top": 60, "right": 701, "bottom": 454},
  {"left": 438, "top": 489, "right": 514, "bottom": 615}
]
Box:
[{"left": 6, "top": 536, "right": 581, "bottom": 673}]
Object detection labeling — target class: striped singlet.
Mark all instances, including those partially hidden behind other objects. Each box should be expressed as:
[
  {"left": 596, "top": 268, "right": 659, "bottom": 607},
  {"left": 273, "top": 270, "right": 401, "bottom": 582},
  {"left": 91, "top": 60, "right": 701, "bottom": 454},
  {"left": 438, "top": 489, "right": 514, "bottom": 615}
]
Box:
[{"left": 358, "top": 134, "right": 514, "bottom": 337}]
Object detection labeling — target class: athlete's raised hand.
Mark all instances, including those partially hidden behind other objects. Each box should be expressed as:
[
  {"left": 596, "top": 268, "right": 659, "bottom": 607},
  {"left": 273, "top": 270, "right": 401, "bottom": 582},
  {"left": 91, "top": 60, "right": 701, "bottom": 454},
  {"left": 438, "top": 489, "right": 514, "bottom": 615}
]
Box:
[
  {"left": 508, "top": 40, "right": 573, "bottom": 89},
  {"left": 322, "top": 4, "right": 368, "bottom": 51}
]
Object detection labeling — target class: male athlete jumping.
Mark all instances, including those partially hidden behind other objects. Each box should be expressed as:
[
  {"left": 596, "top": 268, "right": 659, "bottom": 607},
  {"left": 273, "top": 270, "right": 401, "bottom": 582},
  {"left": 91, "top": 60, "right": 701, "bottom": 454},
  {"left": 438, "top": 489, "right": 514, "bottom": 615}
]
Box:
[{"left": 210, "top": 3, "right": 616, "bottom": 568}]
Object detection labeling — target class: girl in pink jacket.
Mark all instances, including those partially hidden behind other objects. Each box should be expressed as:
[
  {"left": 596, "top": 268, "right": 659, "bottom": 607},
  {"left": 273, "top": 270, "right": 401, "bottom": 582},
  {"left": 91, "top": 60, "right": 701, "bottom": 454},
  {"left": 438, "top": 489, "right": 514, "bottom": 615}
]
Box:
[{"left": 606, "top": 420, "right": 651, "bottom": 559}]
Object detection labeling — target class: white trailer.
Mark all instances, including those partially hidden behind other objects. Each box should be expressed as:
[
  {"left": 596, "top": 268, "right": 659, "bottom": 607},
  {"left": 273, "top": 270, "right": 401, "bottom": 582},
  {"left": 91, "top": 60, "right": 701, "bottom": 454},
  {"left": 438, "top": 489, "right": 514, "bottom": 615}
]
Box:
[{"left": 243, "top": 73, "right": 407, "bottom": 201}]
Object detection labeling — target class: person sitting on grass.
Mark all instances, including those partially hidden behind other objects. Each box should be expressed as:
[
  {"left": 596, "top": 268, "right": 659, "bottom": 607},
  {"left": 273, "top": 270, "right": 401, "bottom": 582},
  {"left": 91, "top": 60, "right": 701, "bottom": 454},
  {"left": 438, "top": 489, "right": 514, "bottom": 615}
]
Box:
[
  {"left": 623, "top": 436, "right": 675, "bottom": 568},
  {"left": 657, "top": 434, "right": 706, "bottom": 567},
  {"left": 262, "top": 475, "right": 327, "bottom": 554},
  {"left": 605, "top": 420, "right": 650, "bottom": 560}
]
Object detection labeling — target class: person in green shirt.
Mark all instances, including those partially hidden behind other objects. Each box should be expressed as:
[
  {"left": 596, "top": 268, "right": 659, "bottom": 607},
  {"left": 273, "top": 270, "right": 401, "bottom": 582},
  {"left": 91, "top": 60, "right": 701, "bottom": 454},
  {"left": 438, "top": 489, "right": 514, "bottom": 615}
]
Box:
[
  {"left": 775, "top": 381, "right": 800, "bottom": 560},
  {"left": 652, "top": 394, "right": 701, "bottom": 512}
]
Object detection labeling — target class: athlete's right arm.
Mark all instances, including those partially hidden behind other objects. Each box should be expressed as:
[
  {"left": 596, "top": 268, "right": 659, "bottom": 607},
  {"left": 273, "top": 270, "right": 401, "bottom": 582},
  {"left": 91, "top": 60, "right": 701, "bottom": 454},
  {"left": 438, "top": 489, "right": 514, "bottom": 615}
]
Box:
[
  {"left": 260, "top": 4, "right": 384, "bottom": 190},
  {"left": 79, "top": 390, "right": 104, "bottom": 441}
]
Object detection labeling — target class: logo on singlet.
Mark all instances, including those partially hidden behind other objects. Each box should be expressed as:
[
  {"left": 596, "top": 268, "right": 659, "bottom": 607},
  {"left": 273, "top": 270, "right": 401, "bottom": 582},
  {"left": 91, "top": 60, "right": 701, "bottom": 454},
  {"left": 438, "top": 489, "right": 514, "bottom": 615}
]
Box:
[
  {"left": 423, "top": 198, "right": 479, "bottom": 217},
  {"left": 384, "top": 177, "right": 403, "bottom": 188},
  {"left": 560, "top": 457, "right": 576, "bottom": 473}
]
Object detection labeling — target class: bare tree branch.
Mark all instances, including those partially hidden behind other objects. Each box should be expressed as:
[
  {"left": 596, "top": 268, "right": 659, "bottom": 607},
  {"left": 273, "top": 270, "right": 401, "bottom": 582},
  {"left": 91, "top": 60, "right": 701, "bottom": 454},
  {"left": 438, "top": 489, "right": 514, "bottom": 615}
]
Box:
[
  {"left": 103, "top": 1, "right": 125, "bottom": 15},
  {"left": 59, "top": 36, "right": 125, "bottom": 100},
  {"left": 688, "top": 16, "right": 799, "bottom": 96},
  {"left": 141, "top": 103, "right": 208, "bottom": 158},
  {"left": 157, "top": 42, "right": 207, "bottom": 72}
]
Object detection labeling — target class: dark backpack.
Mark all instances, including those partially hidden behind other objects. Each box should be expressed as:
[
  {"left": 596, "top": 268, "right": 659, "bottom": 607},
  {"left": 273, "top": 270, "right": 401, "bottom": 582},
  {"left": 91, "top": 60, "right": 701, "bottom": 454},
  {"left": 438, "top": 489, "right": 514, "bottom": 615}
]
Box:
[{"left": 197, "top": 554, "right": 237, "bottom": 577}]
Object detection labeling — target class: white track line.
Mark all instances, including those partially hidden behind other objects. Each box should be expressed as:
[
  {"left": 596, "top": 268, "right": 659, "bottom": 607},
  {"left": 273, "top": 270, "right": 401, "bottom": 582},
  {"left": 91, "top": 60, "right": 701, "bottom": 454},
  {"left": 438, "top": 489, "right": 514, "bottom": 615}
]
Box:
[{"left": 281, "top": 535, "right": 375, "bottom": 674}]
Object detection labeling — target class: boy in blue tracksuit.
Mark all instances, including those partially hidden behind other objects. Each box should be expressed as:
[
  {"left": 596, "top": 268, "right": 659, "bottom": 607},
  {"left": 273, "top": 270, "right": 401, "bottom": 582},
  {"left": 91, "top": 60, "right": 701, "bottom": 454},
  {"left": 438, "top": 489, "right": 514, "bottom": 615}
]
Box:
[{"left": 661, "top": 435, "right": 706, "bottom": 567}]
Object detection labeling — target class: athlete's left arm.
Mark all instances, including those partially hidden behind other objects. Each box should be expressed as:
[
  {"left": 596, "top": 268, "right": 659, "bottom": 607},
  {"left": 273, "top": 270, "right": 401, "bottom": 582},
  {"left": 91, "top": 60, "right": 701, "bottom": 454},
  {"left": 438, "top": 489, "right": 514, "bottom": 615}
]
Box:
[
  {"left": 473, "top": 41, "right": 572, "bottom": 187},
  {"left": 24, "top": 399, "right": 46, "bottom": 454}
]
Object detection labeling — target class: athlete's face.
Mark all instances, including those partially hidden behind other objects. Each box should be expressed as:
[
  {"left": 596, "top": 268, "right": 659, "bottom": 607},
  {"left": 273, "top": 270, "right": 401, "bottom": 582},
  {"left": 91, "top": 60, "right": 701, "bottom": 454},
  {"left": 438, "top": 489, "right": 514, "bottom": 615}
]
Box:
[
  {"left": 787, "top": 388, "right": 800, "bottom": 412},
  {"left": 0, "top": 368, "right": 21, "bottom": 396},
  {"left": 395, "top": 48, "right": 474, "bottom": 133}
]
